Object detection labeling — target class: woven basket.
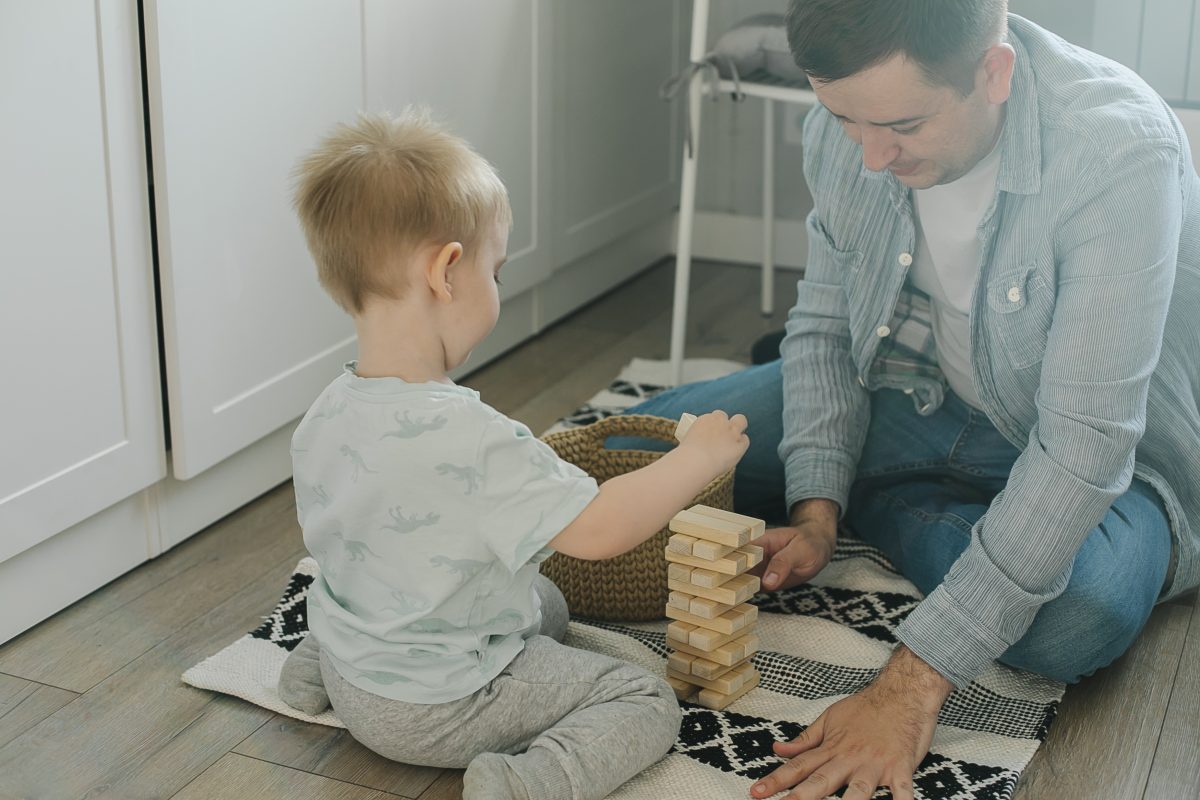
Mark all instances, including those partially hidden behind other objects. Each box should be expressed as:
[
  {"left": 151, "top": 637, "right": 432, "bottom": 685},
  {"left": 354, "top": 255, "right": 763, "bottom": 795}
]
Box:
[{"left": 539, "top": 414, "right": 734, "bottom": 621}]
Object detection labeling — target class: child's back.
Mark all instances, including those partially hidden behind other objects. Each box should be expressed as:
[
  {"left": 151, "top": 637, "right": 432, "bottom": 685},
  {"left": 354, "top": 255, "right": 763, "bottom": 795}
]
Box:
[{"left": 293, "top": 368, "right": 597, "bottom": 703}]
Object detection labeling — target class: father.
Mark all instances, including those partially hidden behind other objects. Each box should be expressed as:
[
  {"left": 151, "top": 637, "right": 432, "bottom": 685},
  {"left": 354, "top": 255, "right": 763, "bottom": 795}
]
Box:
[{"left": 627, "top": 1, "right": 1200, "bottom": 797}]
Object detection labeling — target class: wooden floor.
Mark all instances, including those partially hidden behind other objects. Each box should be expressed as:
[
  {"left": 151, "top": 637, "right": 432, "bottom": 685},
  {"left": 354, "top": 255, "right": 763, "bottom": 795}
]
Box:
[{"left": 0, "top": 260, "right": 1196, "bottom": 799}]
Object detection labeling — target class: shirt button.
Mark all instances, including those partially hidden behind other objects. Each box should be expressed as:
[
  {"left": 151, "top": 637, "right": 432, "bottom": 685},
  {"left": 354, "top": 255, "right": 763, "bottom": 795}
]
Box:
[
  {"left": 898, "top": 252, "right": 913, "bottom": 267},
  {"left": 1007, "top": 286, "right": 1022, "bottom": 303},
  {"left": 876, "top": 325, "right": 891, "bottom": 337},
  {"left": 904, "top": 388, "right": 914, "bottom": 395}
]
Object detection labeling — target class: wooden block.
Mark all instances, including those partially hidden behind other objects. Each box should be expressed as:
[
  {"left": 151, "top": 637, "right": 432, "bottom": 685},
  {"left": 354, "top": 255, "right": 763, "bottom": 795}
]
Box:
[
  {"left": 741, "top": 543, "right": 764, "bottom": 562},
  {"left": 665, "top": 602, "right": 757, "bottom": 635},
  {"left": 667, "top": 674, "right": 699, "bottom": 702},
  {"left": 688, "top": 566, "right": 735, "bottom": 590},
  {"left": 669, "top": 632, "right": 758, "bottom": 666},
  {"left": 684, "top": 594, "right": 734, "bottom": 620},
  {"left": 688, "top": 653, "right": 752, "bottom": 681},
  {"left": 668, "top": 660, "right": 755, "bottom": 695},
  {"left": 667, "top": 562, "right": 694, "bottom": 583},
  {"left": 697, "top": 670, "right": 761, "bottom": 711},
  {"left": 667, "top": 591, "right": 692, "bottom": 612},
  {"left": 667, "top": 650, "right": 696, "bottom": 675},
  {"left": 674, "top": 412, "right": 698, "bottom": 441},
  {"left": 665, "top": 545, "right": 763, "bottom": 576},
  {"left": 669, "top": 573, "right": 760, "bottom": 606},
  {"left": 667, "top": 533, "right": 697, "bottom": 555},
  {"left": 688, "top": 624, "right": 742, "bottom": 651},
  {"left": 690, "top": 505, "right": 766, "bottom": 540},
  {"left": 692, "top": 538, "right": 737, "bottom": 561},
  {"left": 666, "top": 620, "right": 697, "bottom": 644},
  {"left": 669, "top": 508, "right": 751, "bottom": 547}
]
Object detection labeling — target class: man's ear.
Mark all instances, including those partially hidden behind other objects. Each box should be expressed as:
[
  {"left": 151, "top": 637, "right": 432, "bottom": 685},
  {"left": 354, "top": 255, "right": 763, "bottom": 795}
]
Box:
[
  {"left": 425, "top": 242, "right": 464, "bottom": 303},
  {"left": 982, "top": 43, "right": 1016, "bottom": 105}
]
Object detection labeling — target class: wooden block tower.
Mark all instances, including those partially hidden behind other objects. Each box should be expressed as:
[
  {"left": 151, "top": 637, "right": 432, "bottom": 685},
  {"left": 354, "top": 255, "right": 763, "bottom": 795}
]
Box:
[{"left": 665, "top": 413, "right": 764, "bottom": 710}]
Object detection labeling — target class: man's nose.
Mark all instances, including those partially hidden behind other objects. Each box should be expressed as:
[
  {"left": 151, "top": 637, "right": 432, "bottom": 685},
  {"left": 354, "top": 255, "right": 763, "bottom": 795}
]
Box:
[{"left": 860, "top": 127, "right": 899, "bottom": 172}]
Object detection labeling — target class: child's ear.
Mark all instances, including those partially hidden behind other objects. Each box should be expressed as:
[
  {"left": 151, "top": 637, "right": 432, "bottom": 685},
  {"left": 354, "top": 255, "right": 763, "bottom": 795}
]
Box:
[{"left": 425, "top": 242, "right": 464, "bottom": 303}]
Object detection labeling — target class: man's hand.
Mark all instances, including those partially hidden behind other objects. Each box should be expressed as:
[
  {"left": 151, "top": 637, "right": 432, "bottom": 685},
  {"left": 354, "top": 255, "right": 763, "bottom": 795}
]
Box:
[
  {"left": 749, "top": 498, "right": 839, "bottom": 591},
  {"left": 750, "top": 646, "right": 954, "bottom": 800}
]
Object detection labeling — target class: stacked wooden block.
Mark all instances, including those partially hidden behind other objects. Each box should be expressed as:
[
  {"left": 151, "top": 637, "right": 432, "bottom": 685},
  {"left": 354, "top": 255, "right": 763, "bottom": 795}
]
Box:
[{"left": 663, "top": 504, "right": 765, "bottom": 710}]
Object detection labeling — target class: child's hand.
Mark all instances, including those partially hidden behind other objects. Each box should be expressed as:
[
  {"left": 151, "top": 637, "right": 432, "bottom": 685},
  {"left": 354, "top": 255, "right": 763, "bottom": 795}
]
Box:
[{"left": 676, "top": 410, "right": 749, "bottom": 476}]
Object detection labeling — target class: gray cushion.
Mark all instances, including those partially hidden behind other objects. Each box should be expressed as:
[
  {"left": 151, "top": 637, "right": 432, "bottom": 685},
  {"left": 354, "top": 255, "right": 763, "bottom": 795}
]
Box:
[{"left": 711, "top": 13, "right": 808, "bottom": 84}]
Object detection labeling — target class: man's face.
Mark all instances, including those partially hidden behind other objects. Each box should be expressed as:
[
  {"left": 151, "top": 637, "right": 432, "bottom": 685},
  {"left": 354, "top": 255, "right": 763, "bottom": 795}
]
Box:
[{"left": 811, "top": 51, "right": 1010, "bottom": 189}]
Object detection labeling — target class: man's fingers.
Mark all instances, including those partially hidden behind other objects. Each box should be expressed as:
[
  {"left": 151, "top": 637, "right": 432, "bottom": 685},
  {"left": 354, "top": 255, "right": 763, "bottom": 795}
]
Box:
[
  {"left": 773, "top": 719, "right": 823, "bottom": 756},
  {"left": 888, "top": 771, "right": 917, "bottom": 800},
  {"left": 839, "top": 770, "right": 882, "bottom": 800},
  {"left": 751, "top": 749, "right": 832, "bottom": 799},
  {"left": 762, "top": 535, "right": 821, "bottom": 590}
]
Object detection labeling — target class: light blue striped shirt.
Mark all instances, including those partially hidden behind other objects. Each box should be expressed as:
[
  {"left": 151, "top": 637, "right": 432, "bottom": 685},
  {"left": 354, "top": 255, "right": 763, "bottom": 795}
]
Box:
[{"left": 780, "top": 15, "right": 1200, "bottom": 688}]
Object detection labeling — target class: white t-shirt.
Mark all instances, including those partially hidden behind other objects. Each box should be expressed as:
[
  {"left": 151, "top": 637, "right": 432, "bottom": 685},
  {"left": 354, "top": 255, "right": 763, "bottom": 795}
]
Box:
[
  {"left": 910, "top": 140, "right": 1003, "bottom": 409},
  {"left": 291, "top": 363, "right": 599, "bottom": 704}
]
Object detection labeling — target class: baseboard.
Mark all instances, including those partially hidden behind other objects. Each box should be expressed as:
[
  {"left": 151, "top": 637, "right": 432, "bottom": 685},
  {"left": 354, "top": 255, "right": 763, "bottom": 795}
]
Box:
[
  {"left": 674, "top": 211, "right": 809, "bottom": 271},
  {"left": 0, "top": 493, "right": 153, "bottom": 645},
  {"left": 151, "top": 422, "right": 298, "bottom": 554},
  {"left": 537, "top": 215, "right": 676, "bottom": 329}
]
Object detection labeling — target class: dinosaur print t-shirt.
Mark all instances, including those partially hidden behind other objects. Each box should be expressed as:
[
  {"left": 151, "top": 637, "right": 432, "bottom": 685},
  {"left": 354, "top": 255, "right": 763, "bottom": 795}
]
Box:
[{"left": 291, "top": 363, "right": 599, "bottom": 704}]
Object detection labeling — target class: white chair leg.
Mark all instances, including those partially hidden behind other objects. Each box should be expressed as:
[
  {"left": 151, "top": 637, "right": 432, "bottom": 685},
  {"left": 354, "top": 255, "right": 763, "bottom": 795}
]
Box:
[
  {"left": 762, "top": 98, "right": 775, "bottom": 317},
  {"left": 669, "top": 0, "right": 710, "bottom": 386}
]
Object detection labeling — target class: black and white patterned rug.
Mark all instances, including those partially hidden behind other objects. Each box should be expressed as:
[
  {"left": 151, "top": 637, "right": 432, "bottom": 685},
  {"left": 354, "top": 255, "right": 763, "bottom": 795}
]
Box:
[{"left": 182, "top": 358, "right": 1063, "bottom": 799}]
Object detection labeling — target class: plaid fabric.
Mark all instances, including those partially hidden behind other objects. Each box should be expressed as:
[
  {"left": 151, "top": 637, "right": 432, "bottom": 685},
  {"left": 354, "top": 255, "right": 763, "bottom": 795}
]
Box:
[{"left": 867, "top": 287, "right": 947, "bottom": 416}]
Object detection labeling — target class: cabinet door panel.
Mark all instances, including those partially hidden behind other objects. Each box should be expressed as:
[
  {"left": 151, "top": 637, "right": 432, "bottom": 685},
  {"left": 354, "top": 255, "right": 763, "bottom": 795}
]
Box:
[
  {"left": 146, "top": 0, "right": 363, "bottom": 478},
  {"left": 363, "top": 0, "right": 550, "bottom": 300},
  {"left": 554, "top": 0, "right": 681, "bottom": 265},
  {"left": 0, "top": 0, "right": 164, "bottom": 561}
]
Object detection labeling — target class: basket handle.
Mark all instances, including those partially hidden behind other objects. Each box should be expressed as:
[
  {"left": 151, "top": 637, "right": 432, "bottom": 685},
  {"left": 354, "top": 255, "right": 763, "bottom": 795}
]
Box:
[{"left": 582, "top": 414, "right": 682, "bottom": 447}]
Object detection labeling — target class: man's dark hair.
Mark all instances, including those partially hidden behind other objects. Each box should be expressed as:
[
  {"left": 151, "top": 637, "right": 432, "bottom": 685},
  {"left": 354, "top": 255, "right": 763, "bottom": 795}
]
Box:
[{"left": 785, "top": 0, "right": 1008, "bottom": 95}]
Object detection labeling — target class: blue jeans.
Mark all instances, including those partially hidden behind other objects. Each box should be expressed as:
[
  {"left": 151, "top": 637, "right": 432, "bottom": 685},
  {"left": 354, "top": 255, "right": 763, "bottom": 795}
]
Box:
[{"left": 615, "top": 359, "right": 1173, "bottom": 683}]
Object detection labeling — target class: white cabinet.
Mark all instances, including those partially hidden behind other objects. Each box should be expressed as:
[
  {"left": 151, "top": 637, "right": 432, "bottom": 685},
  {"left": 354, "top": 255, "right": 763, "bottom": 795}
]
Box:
[
  {"left": 1, "top": 0, "right": 681, "bottom": 644},
  {"left": 363, "top": 0, "right": 552, "bottom": 301},
  {"left": 552, "top": 0, "right": 682, "bottom": 266},
  {"left": 144, "top": 0, "right": 364, "bottom": 480},
  {"left": 0, "top": 2, "right": 164, "bottom": 563}
]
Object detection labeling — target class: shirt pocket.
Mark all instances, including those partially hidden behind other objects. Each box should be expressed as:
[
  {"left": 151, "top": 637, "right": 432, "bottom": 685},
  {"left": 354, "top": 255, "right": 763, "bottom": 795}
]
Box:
[{"left": 986, "top": 264, "right": 1054, "bottom": 370}]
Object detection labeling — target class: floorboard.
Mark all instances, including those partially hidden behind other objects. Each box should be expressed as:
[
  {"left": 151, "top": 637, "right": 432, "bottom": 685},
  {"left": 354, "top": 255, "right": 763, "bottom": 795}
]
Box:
[
  {"left": 1013, "top": 603, "right": 1191, "bottom": 799},
  {"left": 234, "top": 714, "right": 444, "bottom": 798},
  {"left": 170, "top": 752, "right": 404, "bottom": 800},
  {"left": 0, "top": 490, "right": 306, "bottom": 799},
  {"left": 1143, "top": 593, "right": 1200, "bottom": 799},
  {"left": 0, "top": 673, "right": 77, "bottom": 751}
]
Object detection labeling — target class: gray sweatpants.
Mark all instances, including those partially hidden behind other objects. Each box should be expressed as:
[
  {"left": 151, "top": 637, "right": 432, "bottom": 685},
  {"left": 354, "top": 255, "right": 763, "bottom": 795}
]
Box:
[{"left": 279, "top": 575, "right": 681, "bottom": 800}]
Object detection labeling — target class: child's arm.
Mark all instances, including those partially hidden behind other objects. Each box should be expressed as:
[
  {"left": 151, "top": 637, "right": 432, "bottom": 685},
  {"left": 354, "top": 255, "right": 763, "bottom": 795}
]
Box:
[{"left": 548, "top": 411, "right": 749, "bottom": 560}]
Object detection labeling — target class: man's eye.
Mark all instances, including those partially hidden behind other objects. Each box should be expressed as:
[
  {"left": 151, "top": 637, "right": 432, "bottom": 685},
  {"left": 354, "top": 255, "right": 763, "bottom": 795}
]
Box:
[{"left": 894, "top": 124, "right": 922, "bottom": 135}]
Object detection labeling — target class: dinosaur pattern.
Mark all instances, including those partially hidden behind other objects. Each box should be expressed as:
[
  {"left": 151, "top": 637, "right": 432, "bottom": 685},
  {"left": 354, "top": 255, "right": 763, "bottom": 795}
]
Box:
[
  {"left": 429, "top": 555, "right": 489, "bottom": 579},
  {"left": 385, "top": 590, "right": 430, "bottom": 617},
  {"left": 329, "top": 532, "right": 379, "bottom": 562},
  {"left": 380, "top": 410, "right": 448, "bottom": 439},
  {"left": 435, "top": 462, "right": 482, "bottom": 495},
  {"left": 339, "top": 444, "right": 377, "bottom": 481},
  {"left": 382, "top": 505, "right": 440, "bottom": 534}
]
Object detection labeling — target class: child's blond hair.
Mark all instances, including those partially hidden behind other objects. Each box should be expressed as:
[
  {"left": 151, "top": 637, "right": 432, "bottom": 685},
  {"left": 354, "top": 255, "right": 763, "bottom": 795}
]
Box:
[{"left": 293, "top": 109, "right": 512, "bottom": 314}]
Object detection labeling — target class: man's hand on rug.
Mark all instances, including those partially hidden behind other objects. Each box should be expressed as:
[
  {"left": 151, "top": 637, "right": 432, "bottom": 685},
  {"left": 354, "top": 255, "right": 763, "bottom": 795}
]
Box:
[
  {"left": 750, "top": 645, "right": 953, "bottom": 800},
  {"left": 751, "top": 498, "right": 838, "bottom": 591}
]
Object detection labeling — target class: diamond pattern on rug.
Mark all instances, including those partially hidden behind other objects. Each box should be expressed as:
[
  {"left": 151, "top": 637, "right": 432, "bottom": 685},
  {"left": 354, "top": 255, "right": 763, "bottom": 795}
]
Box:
[{"left": 752, "top": 585, "right": 920, "bottom": 644}]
